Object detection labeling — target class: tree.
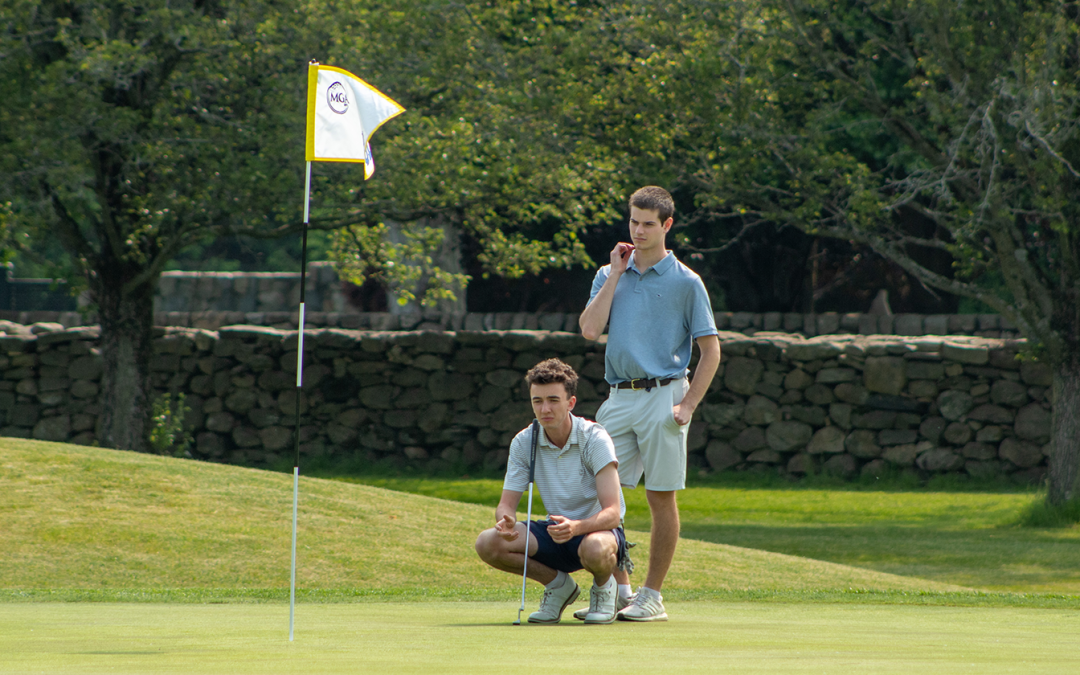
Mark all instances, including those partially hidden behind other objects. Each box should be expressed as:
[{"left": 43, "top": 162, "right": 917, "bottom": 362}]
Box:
[
  {"left": 0, "top": 0, "right": 313, "bottom": 450},
  {"left": 702, "top": 0, "right": 1080, "bottom": 506},
  {"left": 0, "top": 0, "right": 637, "bottom": 449},
  {"left": 307, "top": 1, "right": 633, "bottom": 310}
]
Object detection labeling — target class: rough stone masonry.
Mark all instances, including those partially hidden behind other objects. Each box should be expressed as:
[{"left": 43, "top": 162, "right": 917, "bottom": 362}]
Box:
[{"left": 0, "top": 323, "right": 1054, "bottom": 483}]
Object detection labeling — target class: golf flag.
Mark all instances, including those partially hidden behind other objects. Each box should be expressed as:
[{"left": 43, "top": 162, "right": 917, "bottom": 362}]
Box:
[
  {"left": 293, "top": 61, "right": 404, "bottom": 642},
  {"left": 305, "top": 63, "right": 404, "bottom": 178}
]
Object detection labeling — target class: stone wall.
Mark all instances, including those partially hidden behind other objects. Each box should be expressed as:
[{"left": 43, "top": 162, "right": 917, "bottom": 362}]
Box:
[
  {"left": 0, "top": 266, "right": 77, "bottom": 312},
  {"left": 1, "top": 307, "right": 1023, "bottom": 341},
  {"left": 0, "top": 325, "right": 1053, "bottom": 483},
  {"left": 0, "top": 260, "right": 1023, "bottom": 338},
  {"left": 155, "top": 263, "right": 351, "bottom": 314}
]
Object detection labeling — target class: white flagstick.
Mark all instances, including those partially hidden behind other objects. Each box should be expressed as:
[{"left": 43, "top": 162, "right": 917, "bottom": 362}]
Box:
[
  {"left": 289, "top": 465, "right": 299, "bottom": 640},
  {"left": 289, "top": 160, "right": 312, "bottom": 642},
  {"left": 294, "top": 61, "right": 401, "bottom": 640}
]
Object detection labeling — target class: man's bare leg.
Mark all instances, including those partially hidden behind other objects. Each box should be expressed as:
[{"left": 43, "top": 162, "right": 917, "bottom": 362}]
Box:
[
  {"left": 577, "top": 532, "right": 618, "bottom": 586},
  {"left": 576, "top": 532, "right": 620, "bottom": 623},
  {"left": 474, "top": 524, "right": 558, "bottom": 585},
  {"left": 643, "top": 489, "right": 679, "bottom": 591}
]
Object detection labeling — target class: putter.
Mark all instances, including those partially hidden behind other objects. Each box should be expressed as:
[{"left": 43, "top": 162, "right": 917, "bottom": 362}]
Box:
[{"left": 513, "top": 419, "right": 540, "bottom": 625}]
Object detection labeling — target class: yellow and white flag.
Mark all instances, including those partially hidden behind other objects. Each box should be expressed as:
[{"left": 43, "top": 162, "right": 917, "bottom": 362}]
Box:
[{"left": 305, "top": 63, "right": 404, "bottom": 178}]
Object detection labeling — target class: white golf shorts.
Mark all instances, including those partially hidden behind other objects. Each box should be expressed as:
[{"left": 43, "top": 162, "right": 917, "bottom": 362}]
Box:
[{"left": 596, "top": 378, "right": 690, "bottom": 491}]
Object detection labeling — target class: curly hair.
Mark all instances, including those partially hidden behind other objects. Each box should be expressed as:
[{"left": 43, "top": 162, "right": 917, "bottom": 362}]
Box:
[
  {"left": 524, "top": 358, "right": 578, "bottom": 398},
  {"left": 629, "top": 185, "right": 675, "bottom": 222}
]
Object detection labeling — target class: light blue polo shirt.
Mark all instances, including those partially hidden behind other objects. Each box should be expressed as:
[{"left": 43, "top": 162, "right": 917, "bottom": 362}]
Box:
[{"left": 588, "top": 251, "right": 717, "bottom": 385}]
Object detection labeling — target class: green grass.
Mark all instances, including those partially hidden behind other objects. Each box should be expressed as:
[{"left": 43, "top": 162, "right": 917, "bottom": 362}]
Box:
[
  {"left": 5, "top": 439, "right": 1080, "bottom": 674},
  {"left": 4, "top": 602, "right": 1079, "bottom": 674},
  {"left": 3, "top": 438, "right": 978, "bottom": 602},
  {"left": 328, "top": 475, "right": 1080, "bottom": 594}
]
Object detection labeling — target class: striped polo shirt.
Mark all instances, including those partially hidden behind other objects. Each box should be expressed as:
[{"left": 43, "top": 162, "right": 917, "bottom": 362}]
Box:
[{"left": 503, "top": 414, "right": 624, "bottom": 522}]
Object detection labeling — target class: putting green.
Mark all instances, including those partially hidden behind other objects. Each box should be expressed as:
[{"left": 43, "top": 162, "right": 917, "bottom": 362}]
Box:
[{"left": 3, "top": 601, "right": 1077, "bottom": 674}]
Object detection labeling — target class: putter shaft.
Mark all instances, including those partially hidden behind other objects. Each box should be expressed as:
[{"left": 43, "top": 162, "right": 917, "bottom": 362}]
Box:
[{"left": 516, "top": 482, "right": 534, "bottom": 623}]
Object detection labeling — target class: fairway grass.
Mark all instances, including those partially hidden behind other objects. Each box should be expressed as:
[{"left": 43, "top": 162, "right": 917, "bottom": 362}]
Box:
[
  {"left": 344, "top": 475, "right": 1080, "bottom": 593},
  {"left": 2, "top": 439, "right": 968, "bottom": 599},
  {"left": 3, "top": 602, "right": 1078, "bottom": 674},
  {"left": 4, "top": 439, "right": 1080, "bottom": 610}
]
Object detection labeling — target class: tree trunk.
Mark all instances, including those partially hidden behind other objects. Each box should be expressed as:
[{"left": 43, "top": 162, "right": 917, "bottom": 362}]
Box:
[
  {"left": 1048, "top": 353, "right": 1080, "bottom": 505},
  {"left": 94, "top": 271, "right": 155, "bottom": 452}
]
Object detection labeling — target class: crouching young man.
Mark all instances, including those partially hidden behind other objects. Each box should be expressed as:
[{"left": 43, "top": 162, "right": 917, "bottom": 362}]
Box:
[{"left": 475, "top": 358, "right": 628, "bottom": 624}]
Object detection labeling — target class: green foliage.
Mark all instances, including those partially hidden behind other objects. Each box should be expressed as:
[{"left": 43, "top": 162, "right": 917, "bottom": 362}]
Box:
[
  {"left": 0, "top": 0, "right": 313, "bottom": 286},
  {"left": 330, "top": 220, "right": 470, "bottom": 308},
  {"left": 310, "top": 1, "right": 634, "bottom": 299},
  {"left": 725, "top": 0, "right": 1080, "bottom": 505},
  {"left": 0, "top": 201, "right": 14, "bottom": 267},
  {"left": 148, "top": 393, "right": 192, "bottom": 457},
  {"left": 0, "top": 0, "right": 331, "bottom": 449},
  {"left": 165, "top": 229, "right": 335, "bottom": 273},
  {"left": 710, "top": 1, "right": 1080, "bottom": 353}
]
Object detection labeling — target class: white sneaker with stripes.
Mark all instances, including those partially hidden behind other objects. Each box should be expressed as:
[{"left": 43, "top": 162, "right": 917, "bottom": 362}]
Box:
[{"left": 616, "top": 587, "right": 668, "bottom": 622}]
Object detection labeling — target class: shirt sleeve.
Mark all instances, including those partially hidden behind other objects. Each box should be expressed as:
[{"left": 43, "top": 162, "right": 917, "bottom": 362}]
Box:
[
  {"left": 583, "top": 424, "right": 625, "bottom": 520},
  {"left": 687, "top": 276, "right": 718, "bottom": 340},
  {"left": 586, "top": 266, "right": 611, "bottom": 306},
  {"left": 502, "top": 431, "right": 531, "bottom": 493},
  {"left": 582, "top": 424, "right": 618, "bottom": 476}
]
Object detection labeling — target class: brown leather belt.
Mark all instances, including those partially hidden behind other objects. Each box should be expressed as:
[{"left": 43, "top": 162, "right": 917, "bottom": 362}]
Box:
[{"left": 615, "top": 377, "right": 678, "bottom": 390}]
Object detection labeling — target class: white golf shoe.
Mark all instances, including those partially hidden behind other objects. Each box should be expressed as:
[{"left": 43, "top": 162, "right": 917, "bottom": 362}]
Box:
[
  {"left": 528, "top": 577, "right": 580, "bottom": 624},
  {"left": 573, "top": 586, "right": 630, "bottom": 621},
  {"left": 582, "top": 576, "right": 618, "bottom": 624},
  {"left": 616, "top": 587, "right": 668, "bottom": 622}
]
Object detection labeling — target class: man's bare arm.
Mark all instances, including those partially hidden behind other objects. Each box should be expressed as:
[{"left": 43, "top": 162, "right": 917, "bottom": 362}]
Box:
[
  {"left": 673, "top": 334, "right": 721, "bottom": 425},
  {"left": 546, "top": 463, "right": 621, "bottom": 542},
  {"left": 580, "top": 243, "right": 634, "bottom": 341},
  {"left": 494, "top": 489, "right": 524, "bottom": 540}
]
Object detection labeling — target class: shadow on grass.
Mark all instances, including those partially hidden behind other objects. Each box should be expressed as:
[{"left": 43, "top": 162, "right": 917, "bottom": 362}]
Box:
[
  {"left": 302, "top": 459, "right": 1044, "bottom": 497},
  {"left": 1019, "top": 496, "right": 1080, "bottom": 528},
  {"left": 659, "top": 521, "right": 1080, "bottom": 591},
  {"left": 5, "top": 587, "right": 1078, "bottom": 609},
  {"left": 685, "top": 466, "right": 1041, "bottom": 494}
]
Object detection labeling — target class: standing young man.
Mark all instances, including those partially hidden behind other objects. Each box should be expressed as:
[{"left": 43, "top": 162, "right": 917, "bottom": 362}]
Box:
[
  {"left": 579, "top": 186, "right": 721, "bottom": 622},
  {"left": 475, "top": 358, "right": 629, "bottom": 624}
]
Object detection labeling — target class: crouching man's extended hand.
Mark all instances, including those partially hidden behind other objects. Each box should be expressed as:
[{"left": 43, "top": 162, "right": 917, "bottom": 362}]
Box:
[{"left": 495, "top": 514, "right": 519, "bottom": 541}]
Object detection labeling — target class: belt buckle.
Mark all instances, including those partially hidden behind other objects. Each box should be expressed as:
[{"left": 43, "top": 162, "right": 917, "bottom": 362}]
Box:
[{"left": 630, "top": 378, "right": 644, "bottom": 391}]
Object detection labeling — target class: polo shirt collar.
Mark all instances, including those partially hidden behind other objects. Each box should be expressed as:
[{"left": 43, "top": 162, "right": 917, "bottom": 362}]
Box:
[
  {"left": 628, "top": 250, "right": 675, "bottom": 276},
  {"left": 540, "top": 414, "right": 581, "bottom": 452}
]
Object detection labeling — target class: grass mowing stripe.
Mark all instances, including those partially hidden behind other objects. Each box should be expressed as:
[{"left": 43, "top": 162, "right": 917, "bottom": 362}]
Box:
[
  {"left": 3, "top": 588, "right": 1079, "bottom": 609},
  {"left": 6, "top": 439, "right": 1078, "bottom": 609},
  {"left": 0, "top": 439, "right": 966, "bottom": 601},
  {"left": 333, "top": 475, "right": 1080, "bottom": 593},
  {"left": 3, "top": 602, "right": 1078, "bottom": 675}
]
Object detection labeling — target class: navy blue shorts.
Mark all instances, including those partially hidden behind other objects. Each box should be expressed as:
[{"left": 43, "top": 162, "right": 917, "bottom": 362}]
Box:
[{"left": 527, "top": 520, "right": 627, "bottom": 574}]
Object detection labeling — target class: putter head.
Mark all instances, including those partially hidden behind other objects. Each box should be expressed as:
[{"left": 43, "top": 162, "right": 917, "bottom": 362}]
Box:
[{"left": 514, "top": 607, "right": 523, "bottom": 625}]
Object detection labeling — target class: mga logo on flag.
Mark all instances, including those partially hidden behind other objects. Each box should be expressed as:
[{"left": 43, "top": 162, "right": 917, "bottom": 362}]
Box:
[{"left": 327, "top": 82, "right": 349, "bottom": 114}]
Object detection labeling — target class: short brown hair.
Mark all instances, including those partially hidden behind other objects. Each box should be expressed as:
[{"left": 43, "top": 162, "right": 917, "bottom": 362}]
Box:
[
  {"left": 524, "top": 358, "right": 578, "bottom": 398},
  {"left": 629, "top": 186, "right": 675, "bottom": 222}
]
